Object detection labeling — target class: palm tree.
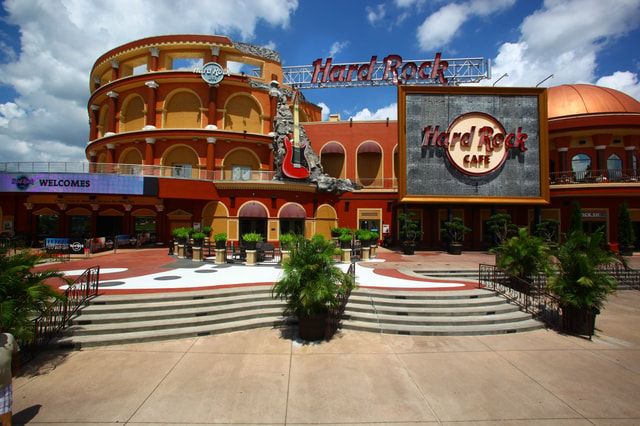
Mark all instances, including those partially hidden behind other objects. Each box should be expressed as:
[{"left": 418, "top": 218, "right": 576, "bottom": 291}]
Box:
[
  {"left": 0, "top": 249, "right": 66, "bottom": 342},
  {"left": 492, "top": 227, "right": 552, "bottom": 282},
  {"left": 547, "top": 229, "right": 622, "bottom": 336}
]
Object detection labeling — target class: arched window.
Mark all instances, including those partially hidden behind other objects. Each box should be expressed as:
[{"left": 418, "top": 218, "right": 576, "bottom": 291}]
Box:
[
  {"left": 320, "top": 142, "right": 345, "bottom": 179},
  {"left": 121, "top": 95, "right": 145, "bottom": 132},
  {"left": 224, "top": 95, "right": 262, "bottom": 133},
  {"left": 607, "top": 153, "right": 622, "bottom": 181},
  {"left": 571, "top": 154, "right": 591, "bottom": 182},
  {"left": 357, "top": 141, "right": 383, "bottom": 187},
  {"left": 164, "top": 91, "right": 202, "bottom": 128}
]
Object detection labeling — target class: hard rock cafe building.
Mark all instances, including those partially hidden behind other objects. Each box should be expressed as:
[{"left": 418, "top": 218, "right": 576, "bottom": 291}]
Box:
[{"left": 0, "top": 34, "right": 639, "bottom": 252}]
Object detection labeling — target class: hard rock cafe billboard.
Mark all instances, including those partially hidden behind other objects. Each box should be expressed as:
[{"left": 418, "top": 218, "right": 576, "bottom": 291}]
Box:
[{"left": 398, "top": 86, "right": 549, "bottom": 204}]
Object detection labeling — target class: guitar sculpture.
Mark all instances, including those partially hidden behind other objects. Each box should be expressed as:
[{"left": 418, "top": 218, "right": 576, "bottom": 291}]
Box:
[{"left": 281, "top": 135, "right": 310, "bottom": 179}]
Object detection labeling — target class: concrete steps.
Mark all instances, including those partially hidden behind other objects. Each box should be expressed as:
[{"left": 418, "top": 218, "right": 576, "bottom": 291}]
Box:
[
  {"left": 342, "top": 288, "right": 543, "bottom": 336},
  {"left": 54, "top": 277, "right": 543, "bottom": 348},
  {"left": 55, "top": 286, "right": 286, "bottom": 348}
]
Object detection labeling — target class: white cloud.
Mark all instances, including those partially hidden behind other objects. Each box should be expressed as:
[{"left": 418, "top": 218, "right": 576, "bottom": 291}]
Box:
[
  {"left": 417, "top": 0, "right": 515, "bottom": 50},
  {"left": 0, "top": 0, "right": 299, "bottom": 163},
  {"left": 329, "top": 41, "right": 350, "bottom": 58},
  {"left": 318, "top": 102, "right": 331, "bottom": 121},
  {"left": 597, "top": 71, "right": 640, "bottom": 100},
  {"left": 0, "top": 102, "right": 26, "bottom": 128},
  {"left": 350, "top": 103, "right": 397, "bottom": 121},
  {"left": 488, "top": 0, "right": 640, "bottom": 90},
  {"left": 366, "top": 4, "right": 386, "bottom": 25}
]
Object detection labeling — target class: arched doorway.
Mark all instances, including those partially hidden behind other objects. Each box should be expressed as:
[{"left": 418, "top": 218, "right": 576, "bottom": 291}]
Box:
[
  {"left": 279, "top": 203, "right": 306, "bottom": 236},
  {"left": 238, "top": 202, "right": 268, "bottom": 241}
]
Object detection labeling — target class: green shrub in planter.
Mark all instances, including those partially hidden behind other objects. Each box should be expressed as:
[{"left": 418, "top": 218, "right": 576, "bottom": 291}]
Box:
[
  {"left": 201, "top": 226, "right": 213, "bottom": 237},
  {"left": 213, "top": 232, "right": 227, "bottom": 249},
  {"left": 491, "top": 227, "right": 553, "bottom": 281},
  {"left": 172, "top": 227, "right": 189, "bottom": 244},
  {"left": 338, "top": 231, "right": 353, "bottom": 249},
  {"left": 191, "top": 232, "right": 207, "bottom": 246},
  {"left": 242, "top": 232, "right": 262, "bottom": 249},
  {"left": 279, "top": 233, "right": 296, "bottom": 251}
]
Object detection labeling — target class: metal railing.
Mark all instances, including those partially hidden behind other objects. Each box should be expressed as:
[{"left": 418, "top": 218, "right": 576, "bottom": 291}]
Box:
[
  {"left": 601, "top": 263, "right": 640, "bottom": 289},
  {"left": 326, "top": 262, "right": 355, "bottom": 341},
  {"left": 0, "top": 161, "right": 399, "bottom": 189},
  {"left": 20, "top": 266, "right": 100, "bottom": 361},
  {"left": 478, "top": 264, "right": 561, "bottom": 325},
  {"left": 550, "top": 169, "right": 640, "bottom": 185}
]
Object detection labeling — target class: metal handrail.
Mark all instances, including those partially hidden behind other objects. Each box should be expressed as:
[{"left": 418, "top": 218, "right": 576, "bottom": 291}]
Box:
[
  {"left": 326, "top": 262, "right": 355, "bottom": 340},
  {"left": 20, "top": 266, "right": 100, "bottom": 361},
  {"left": 478, "top": 264, "right": 560, "bottom": 325}
]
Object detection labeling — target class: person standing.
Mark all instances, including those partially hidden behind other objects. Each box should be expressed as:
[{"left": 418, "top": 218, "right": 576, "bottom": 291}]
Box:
[{"left": 0, "top": 321, "right": 19, "bottom": 426}]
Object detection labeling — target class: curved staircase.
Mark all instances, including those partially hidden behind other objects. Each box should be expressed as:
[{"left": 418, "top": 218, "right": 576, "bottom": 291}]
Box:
[{"left": 55, "top": 278, "right": 543, "bottom": 348}]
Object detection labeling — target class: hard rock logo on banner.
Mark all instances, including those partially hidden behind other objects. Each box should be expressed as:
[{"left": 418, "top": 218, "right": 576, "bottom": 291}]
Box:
[{"left": 421, "top": 112, "right": 527, "bottom": 176}]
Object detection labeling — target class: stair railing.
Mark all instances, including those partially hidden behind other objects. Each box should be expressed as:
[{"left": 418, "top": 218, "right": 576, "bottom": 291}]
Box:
[
  {"left": 326, "top": 262, "right": 356, "bottom": 340},
  {"left": 21, "top": 266, "right": 100, "bottom": 361},
  {"left": 478, "top": 264, "right": 560, "bottom": 326}
]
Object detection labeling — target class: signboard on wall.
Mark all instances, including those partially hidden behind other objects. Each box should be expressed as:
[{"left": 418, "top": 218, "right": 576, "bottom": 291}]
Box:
[
  {"left": 398, "top": 86, "right": 549, "bottom": 204},
  {"left": 0, "top": 173, "right": 158, "bottom": 195}
]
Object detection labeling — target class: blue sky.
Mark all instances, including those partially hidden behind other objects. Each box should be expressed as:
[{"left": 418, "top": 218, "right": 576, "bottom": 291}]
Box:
[{"left": 0, "top": 0, "right": 639, "bottom": 163}]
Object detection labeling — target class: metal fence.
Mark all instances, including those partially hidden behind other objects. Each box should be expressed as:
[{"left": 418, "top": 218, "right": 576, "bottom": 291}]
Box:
[
  {"left": 478, "top": 264, "right": 561, "bottom": 325},
  {"left": 20, "top": 266, "right": 100, "bottom": 362}
]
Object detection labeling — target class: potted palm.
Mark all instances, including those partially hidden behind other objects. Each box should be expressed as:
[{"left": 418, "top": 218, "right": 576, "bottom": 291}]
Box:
[
  {"left": 271, "top": 234, "right": 356, "bottom": 341},
  {"left": 440, "top": 217, "right": 471, "bottom": 255},
  {"left": 547, "top": 229, "right": 623, "bottom": 338},
  {"left": 398, "top": 212, "right": 423, "bottom": 255},
  {"left": 491, "top": 227, "right": 553, "bottom": 284}
]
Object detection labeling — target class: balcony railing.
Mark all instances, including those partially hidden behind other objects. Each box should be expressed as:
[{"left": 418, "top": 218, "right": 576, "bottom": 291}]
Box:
[
  {"left": 0, "top": 162, "right": 400, "bottom": 189},
  {"left": 550, "top": 169, "right": 640, "bottom": 185}
]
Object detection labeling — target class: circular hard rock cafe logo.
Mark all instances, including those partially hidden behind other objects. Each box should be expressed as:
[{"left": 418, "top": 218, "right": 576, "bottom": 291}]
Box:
[
  {"left": 421, "top": 112, "right": 528, "bottom": 176},
  {"left": 446, "top": 112, "right": 508, "bottom": 176},
  {"left": 199, "top": 62, "right": 224, "bottom": 85}
]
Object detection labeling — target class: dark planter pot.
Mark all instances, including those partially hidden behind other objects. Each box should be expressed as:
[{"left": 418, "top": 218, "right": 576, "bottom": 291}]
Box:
[
  {"left": 402, "top": 244, "right": 415, "bottom": 255},
  {"left": 360, "top": 240, "right": 371, "bottom": 248},
  {"left": 215, "top": 240, "right": 226, "bottom": 249},
  {"left": 340, "top": 240, "right": 352, "bottom": 249},
  {"left": 192, "top": 240, "right": 204, "bottom": 247},
  {"left": 298, "top": 311, "right": 327, "bottom": 341},
  {"left": 562, "top": 305, "right": 599, "bottom": 337},
  {"left": 448, "top": 243, "right": 462, "bottom": 255},
  {"left": 244, "top": 241, "right": 257, "bottom": 250},
  {"left": 620, "top": 245, "right": 634, "bottom": 256}
]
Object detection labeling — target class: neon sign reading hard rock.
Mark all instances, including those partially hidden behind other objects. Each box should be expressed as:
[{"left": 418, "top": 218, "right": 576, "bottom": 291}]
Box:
[
  {"left": 311, "top": 53, "right": 449, "bottom": 85},
  {"left": 422, "top": 112, "right": 527, "bottom": 176}
]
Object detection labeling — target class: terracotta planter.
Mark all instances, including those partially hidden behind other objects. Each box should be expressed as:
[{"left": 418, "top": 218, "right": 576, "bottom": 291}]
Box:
[{"left": 298, "top": 311, "right": 327, "bottom": 341}]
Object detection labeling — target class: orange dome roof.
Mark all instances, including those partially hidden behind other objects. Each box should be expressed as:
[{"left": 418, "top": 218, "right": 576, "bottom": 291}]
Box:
[{"left": 548, "top": 84, "right": 640, "bottom": 119}]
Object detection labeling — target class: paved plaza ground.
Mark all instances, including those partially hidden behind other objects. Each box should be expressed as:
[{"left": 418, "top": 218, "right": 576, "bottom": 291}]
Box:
[{"left": 11, "top": 249, "right": 640, "bottom": 425}]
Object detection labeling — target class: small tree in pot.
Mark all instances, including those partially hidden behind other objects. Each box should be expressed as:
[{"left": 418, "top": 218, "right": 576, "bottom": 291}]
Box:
[
  {"left": 271, "top": 234, "right": 356, "bottom": 341},
  {"left": 617, "top": 200, "right": 635, "bottom": 256},
  {"left": 440, "top": 217, "right": 471, "bottom": 255},
  {"left": 398, "top": 212, "right": 423, "bottom": 255}
]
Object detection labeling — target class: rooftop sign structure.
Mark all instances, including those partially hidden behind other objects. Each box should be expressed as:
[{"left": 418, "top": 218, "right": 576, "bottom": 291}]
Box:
[{"left": 283, "top": 54, "right": 491, "bottom": 89}]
